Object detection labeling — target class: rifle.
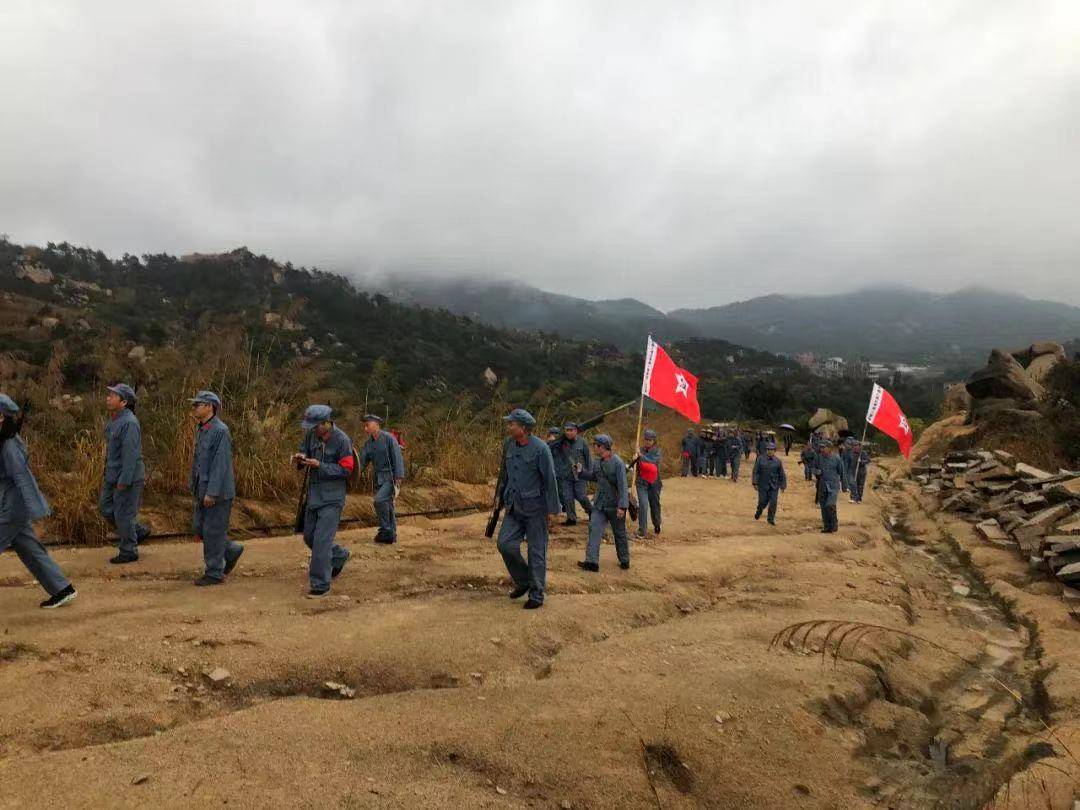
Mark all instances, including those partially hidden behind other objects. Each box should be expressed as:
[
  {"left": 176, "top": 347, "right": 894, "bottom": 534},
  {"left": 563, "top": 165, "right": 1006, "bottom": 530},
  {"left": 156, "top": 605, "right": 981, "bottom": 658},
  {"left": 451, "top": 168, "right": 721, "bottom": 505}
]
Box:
[
  {"left": 293, "top": 427, "right": 315, "bottom": 533},
  {"left": 566, "top": 398, "right": 639, "bottom": 482},
  {"left": 485, "top": 437, "right": 511, "bottom": 538},
  {"left": 294, "top": 466, "right": 310, "bottom": 533},
  {"left": 575, "top": 398, "right": 639, "bottom": 433}
]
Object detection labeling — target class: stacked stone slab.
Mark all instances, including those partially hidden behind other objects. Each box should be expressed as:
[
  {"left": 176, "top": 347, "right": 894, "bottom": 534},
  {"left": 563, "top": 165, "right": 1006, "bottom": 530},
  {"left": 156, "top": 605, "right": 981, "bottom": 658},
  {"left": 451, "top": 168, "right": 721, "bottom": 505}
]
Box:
[
  {"left": 808, "top": 408, "right": 849, "bottom": 440},
  {"left": 912, "top": 450, "right": 1080, "bottom": 609}
]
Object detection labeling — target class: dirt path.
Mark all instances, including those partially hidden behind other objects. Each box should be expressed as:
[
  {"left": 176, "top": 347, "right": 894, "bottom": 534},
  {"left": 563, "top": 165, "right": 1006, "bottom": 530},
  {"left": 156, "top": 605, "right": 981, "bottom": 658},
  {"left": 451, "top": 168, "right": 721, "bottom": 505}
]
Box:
[{"left": 0, "top": 459, "right": 1075, "bottom": 808}]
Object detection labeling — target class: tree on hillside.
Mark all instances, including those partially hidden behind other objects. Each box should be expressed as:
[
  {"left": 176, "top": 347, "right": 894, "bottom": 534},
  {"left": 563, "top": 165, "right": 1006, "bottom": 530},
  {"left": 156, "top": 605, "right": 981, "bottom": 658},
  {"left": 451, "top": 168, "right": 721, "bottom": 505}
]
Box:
[{"left": 738, "top": 380, "right": 791, "bottom": 422}]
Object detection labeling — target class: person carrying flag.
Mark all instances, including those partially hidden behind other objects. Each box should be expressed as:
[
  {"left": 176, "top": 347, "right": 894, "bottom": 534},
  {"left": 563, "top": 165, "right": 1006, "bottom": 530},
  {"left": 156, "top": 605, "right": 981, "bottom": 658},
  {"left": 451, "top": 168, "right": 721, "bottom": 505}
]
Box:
[{"left": 629, "top": 428, "right": 662, "bottom": 538}]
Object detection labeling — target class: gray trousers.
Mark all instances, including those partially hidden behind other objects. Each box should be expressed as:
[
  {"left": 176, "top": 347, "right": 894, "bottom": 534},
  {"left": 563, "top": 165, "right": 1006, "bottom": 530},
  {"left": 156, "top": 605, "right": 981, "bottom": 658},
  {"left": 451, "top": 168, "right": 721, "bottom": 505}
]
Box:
[
  {"left": 497, "top": 507, "right": 548, "bottom": 603},
  {"left": 99, "top": 480, "right": 147, "bottom": 557},
  {"left": 755, "top": 486, "right": 780, "bottom": 522},
  {"left": 586, "top": 508, "right": 629, "bottom": 567},
  {"left": 0, "top": 522, "right": 70, "bottom": 596},
  {"left": 821, "top": 504, "right": 839, "bottom": 531},
  {"left": 728, "top": 454, "right": 741, "bottom": 481},
  {"left": 193, "top": 497, "right": 242, "bottom": 581},
  {"left": 635, "top": 480, "right": 661, "bottom": 533},
  {"left": 374, "top": 480, "right": 397, "bottom": 537},
  {"left": 304, "top": 503, "right": 349, "bottom": 590},
  {"left": 853, "top": 470, "right": 867, "bottom": 502},
  {"left": 715, "top": 453, "right": 727, "bottom": 477},
  {"left": 558, "top": 477, "right": 591, "bottom": 522},
  {"left": 803, "top": 463, "right": 814, "bottom": 481}
]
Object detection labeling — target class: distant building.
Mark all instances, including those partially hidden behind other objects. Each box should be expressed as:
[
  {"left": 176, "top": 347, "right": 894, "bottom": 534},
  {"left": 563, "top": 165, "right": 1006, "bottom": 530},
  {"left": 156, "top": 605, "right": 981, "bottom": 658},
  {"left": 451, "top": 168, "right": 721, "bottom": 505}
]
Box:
[
  {"left": 793, "top": 352, "right": 815, "bottom": 370},
  {"left": 822, "top": 357, "right": 845, "bottom": 378}
]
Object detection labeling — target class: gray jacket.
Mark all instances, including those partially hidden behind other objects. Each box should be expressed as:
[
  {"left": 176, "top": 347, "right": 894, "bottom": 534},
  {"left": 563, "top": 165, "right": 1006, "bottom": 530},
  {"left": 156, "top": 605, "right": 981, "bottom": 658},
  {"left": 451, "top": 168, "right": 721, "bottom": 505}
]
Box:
[
  {"left": 359, "top": 430, "right": 406, "bottom": 485},
  {"left": 190, "top": 417, "right": 236, "bottom": 500},
  {"left": 500, "top": 435, "right": 560, "bottom": 517},
  {"left": 0, "top": 435, "right": 50, "bottom": 524},
  {"left": 580, "top": 454, "right": 629, "bottom": 511},
  {"left": 752, "top": 455, "right": 787, "bottom": 491},
  {"left": 815, "top": 454, "right": 846, "bottom": 495},
  {"left": 300, "top": 425, "right": 354, "bottom": 509},
  {"left": 104, "top": 408, "right": 145, "bottom": 486}
]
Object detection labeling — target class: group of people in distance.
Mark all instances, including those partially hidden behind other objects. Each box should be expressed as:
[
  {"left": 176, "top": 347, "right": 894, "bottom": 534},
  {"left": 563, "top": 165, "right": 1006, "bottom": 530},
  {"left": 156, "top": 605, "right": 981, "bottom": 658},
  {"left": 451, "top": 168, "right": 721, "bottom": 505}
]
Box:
[{"left": 0, "top": 383, "right": 406, "bottom": 608}]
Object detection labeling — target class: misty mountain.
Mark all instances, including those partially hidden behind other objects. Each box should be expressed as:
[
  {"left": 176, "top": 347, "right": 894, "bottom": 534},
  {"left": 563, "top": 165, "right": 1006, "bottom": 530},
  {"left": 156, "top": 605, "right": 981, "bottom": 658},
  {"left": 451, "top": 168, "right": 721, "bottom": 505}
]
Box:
[
  {"left": 379, "top": 275, "right": 1080, "bottom": 366},
  {"left": 670, "top": 287, "right": 1080, "bottom": 364},
  {"left": 375, "top": 275, "right": 694, "bottom": 348}
]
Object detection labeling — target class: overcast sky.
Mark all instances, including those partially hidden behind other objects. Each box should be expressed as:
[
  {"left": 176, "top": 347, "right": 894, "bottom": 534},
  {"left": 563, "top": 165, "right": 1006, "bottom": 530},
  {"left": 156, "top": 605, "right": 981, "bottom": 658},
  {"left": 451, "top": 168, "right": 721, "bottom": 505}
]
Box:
[{"left": 2, "top": 1, "right": 1079, "bottom": 310}]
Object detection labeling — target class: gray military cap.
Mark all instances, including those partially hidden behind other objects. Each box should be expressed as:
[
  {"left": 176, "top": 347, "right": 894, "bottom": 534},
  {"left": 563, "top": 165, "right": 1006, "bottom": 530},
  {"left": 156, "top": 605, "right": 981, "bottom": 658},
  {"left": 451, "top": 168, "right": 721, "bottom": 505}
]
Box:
[
  {"left": 503, "top": 408, "right": 536, "bottom": 427},
  {"left": 302, "top": 404, "right": 333, "bottom": 429}
]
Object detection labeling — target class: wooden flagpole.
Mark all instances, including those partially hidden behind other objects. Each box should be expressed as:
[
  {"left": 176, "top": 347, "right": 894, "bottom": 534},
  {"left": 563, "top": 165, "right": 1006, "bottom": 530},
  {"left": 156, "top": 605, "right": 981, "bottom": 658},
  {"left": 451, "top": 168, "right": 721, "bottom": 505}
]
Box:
[{"left": 630, "top": 335, "right": 651, "bottom": 487}]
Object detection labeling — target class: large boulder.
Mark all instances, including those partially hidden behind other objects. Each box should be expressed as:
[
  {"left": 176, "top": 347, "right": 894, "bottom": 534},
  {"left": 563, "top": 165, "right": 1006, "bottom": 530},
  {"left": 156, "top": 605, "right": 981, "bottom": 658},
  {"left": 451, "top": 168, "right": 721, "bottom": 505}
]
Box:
[
  {"left": 812, "top": 423, "right": 839, "bottom": 440},
  {"left": 942, "top": 383, "right": 973, "bottom": 415},
  {"left": 966, "top": 349, "right": 1045, "bottom": 402},
  {"left": 13, "top": 263, "right": 53, "bottom": 285},
  {"left": 808, "top": 408, "right": 838, "bottom": 430},
  {"left": 1026, "top": 351, "right": 1065, "bottom": 383}
]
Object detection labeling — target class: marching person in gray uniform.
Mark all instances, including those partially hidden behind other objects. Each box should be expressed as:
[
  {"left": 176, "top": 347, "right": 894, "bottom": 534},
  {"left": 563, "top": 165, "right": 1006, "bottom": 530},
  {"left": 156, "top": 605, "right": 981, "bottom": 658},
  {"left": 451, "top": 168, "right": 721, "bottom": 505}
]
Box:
[
  {"left": 358, "top": 414, "right": 406, "bottom": 544},
  {"left": 726, "top": 429, "right": 743, "bottom": 482},
  {"left": 0, "top": 395, "right": 77, "bottom": 609},
  {"left": 189, "top": 391, "right": 243, "bottom": 586},
  {"left": 100, "top": 383, "right": 150, "bottom": 564},
  {"left": 814, "top": 442, "right": 846, "bottom": 533},
  {"left": 556, "top": 422, "right": 592, "bottom": 525},
  {"left": 681, "top": 429, "right": 697, "bottom": 477},
  {"left": 576, "top": 434, "right": 630, "bottom": 571},
  {"left": 712, "top": 429, "right": 726, "bottom": 478},
  {"left": 495, "top": 408, "right": 560, "bottom": 609},
  {"left": 293, "top": 405, "right": 353, "bottom": 596},
  {"left": 799, "top": 443, "right": 816, "bottom": 481},
  {"left": 742, "top": 430, "right": 752, "bottom": 461},
  {"left": 751, "top": 440, "right": 787, "bottom": 525},
  {"left": 840, "top": 438, "right": 857, "bottom": 494},
  {"left": 851, "top": 443, "right": 871, "bottom": 504},
  {"left": 629, "top": 428, "right": 662, "bottom": 538}
]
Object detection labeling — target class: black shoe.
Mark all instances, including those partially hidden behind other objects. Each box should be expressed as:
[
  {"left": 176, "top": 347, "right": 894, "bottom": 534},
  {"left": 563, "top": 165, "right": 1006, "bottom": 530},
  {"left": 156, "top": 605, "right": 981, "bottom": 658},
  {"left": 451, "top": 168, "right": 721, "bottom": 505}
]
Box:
[
  {"left": 653, "top": 526, "right": 661, "bottom": 535},
  {"left": 39, "top": 585, "right": 77, "bottom": 609},
  {"left": 768, "top": 519, "right": 776, "bottom": 526},
  {"left": 634, "top": 531, "right": 646, "bottom": 540},
  {"left": 306, "top": 588, "right": 331, "bottom": 598},
  {"left": 223, "top": 546, "right": 244, "bottom": 575},
  {"left": 508, "top": 584, "right": 530, "bottom": 600},
  {"left": 754, "top": 511, "right": 762, "bottom": 521},
  {"left": 194, "top": 575, "right": 223, "bottom": 586},
  {"left": 374, "top": 534, "right": 397, "bottom": 545},
  {"left": 561, "top": 519, "right": 577, "bottom": 526},
  {"left": 109, "top": 554, "right": 138, "bottom": 565},
  {"left": 523, "top": 599, "right": 543, "bottom": 610},
  {"left": 577, "top": 560, "right": 600, "bottom": 572},
  {"left": 619, "top": 562, "right": 630, "bottom": 570},
  {"left": 331, "top": 557, "right": 349, "bottom": 579},
  {"left": 135, "top": 523, "right": 152, "bottom": 543}
]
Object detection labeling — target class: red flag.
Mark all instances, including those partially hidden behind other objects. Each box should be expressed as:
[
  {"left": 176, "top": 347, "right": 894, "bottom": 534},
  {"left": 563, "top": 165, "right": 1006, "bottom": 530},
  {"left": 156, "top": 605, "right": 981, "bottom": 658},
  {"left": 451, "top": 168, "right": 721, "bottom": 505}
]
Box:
[
  {"left": 866, "top": 383, "right": 913, "bottom": 458},
  {"left": 642, "top": 337, "right": 701, "bottom": 423}
]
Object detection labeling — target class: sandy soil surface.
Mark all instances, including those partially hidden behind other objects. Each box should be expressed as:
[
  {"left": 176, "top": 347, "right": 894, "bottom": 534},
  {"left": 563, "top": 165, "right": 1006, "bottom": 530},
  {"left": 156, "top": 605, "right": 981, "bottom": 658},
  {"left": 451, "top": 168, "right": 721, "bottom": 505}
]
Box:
[{"left": 0, "top": 456, "right": 1075, "bottom": 808}]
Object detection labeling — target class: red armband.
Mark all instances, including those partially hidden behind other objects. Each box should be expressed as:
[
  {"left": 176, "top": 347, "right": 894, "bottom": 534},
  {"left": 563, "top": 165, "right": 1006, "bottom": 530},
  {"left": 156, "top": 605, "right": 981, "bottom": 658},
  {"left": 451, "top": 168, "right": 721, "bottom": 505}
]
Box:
[{"left": 339, "top": 455, "right": 355, "bottom": 473}]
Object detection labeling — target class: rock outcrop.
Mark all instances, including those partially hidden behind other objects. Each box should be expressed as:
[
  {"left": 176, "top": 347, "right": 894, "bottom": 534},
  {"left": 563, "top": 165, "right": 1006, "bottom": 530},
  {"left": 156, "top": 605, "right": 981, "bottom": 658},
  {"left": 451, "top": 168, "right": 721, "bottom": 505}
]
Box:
[{"left": 808, "top": 408, "right": 848, "bottom": 439}]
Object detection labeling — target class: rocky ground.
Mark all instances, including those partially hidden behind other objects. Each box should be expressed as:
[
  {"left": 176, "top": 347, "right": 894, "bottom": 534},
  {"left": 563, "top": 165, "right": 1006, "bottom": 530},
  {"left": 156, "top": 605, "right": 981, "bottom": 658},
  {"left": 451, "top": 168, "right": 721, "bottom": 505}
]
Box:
[{"left": 1, "top": 458, "right": 1077, "bottom": 808}]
